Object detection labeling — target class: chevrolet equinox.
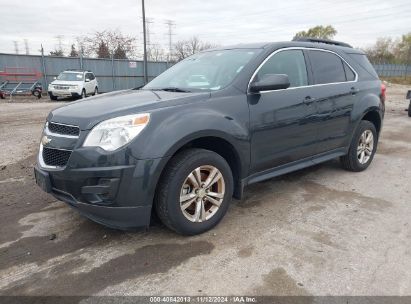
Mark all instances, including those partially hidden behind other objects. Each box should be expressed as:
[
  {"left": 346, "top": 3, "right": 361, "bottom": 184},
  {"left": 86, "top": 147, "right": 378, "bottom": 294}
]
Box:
[{"left": 34, "top": 38, "right": 385, "bottom": 235}]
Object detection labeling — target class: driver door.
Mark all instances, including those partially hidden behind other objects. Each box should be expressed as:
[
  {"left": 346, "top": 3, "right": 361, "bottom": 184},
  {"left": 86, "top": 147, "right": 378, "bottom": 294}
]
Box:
[{"left": 249, "top": 49, "right": 319, "bottom": 174}]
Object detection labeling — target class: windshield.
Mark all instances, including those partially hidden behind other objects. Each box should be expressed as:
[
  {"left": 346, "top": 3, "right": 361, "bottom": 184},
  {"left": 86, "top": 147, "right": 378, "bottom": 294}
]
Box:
[
  {"left": 144, "top": 49, "right": 261, "bottom": 91},
  {"left": 57, "top": 72, "right": 84, "bottom": 81}
]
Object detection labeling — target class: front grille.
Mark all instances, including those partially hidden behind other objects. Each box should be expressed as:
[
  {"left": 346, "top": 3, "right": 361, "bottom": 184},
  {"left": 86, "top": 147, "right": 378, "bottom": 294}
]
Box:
[
  {"left": 42, "top": 147, "right": 72, "bottom": 167},
  {"left": 48, "top": 122, "right": 80, "bottom": 136},
  {"left": 54, "top": 85, "right": 70, "bottom": 90}
]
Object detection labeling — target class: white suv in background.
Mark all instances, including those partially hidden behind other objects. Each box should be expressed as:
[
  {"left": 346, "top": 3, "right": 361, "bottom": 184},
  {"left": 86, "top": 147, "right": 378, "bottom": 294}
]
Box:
[{"left": 48, "top": 70, "right": 98, "bottom": 100}]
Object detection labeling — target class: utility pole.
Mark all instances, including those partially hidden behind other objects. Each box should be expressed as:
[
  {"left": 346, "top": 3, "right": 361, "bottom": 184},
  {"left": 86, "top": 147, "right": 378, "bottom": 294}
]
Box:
[
  {"left": 55, "top": 35, "right": 64, "bottom": 53},
  {"left": 165, "top": 20, "right": 175, "bottom": 62},
  {"left": 142, "top": 0, "right": 148, "bottom": 84},
  {"left": 13, "top": 41, "right": 19, "bottom": 54},
  {"left": 24, "top": 39, "right": 30, "bottom": 55}
]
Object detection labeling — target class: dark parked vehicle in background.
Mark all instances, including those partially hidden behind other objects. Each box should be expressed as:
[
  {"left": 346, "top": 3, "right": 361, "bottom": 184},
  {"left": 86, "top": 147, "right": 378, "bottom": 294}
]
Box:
[{"left": 34, "top": 38, "right": 385, "bottom": 235}]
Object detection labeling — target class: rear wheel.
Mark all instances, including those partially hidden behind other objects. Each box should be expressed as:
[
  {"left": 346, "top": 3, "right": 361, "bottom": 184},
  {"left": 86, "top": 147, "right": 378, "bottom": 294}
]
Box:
[
  {"left": 341, "top": 120, "right": 377, "bottom": 172},
  {"left": 155, "top": 148, "right": 233, "bottom": 235},
  {"left": 33, "top": 90, "right": 41, "bottom": 99}
]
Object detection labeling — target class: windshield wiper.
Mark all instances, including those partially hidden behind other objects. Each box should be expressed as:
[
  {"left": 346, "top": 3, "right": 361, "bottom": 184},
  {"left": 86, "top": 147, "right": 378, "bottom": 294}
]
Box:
[{"left": 157, "top": 87, "right": 191, "bottom": 93}]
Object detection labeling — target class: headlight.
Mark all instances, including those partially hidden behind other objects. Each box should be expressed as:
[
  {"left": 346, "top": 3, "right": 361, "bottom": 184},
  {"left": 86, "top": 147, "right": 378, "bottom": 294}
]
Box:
[{"left": 83, "top": 113, "right": 150, "bottom": 151}]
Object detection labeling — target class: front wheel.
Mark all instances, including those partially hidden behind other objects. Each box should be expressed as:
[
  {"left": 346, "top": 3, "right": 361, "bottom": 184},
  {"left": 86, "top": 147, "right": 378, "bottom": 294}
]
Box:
[
  {"left": 155, "top": 148, "right": 233, "bottom": 235},
  {"left": 341, "top": 120, "right": 377, "bottom": 172},
  {"left": 80, "top": 89, "right": 86, "bottom": 99},
  {"left": 93, "top": 87, "right": 98, "bottom": 96},
  {"left": 408, "top": 102, "right": 411, "bottom": 117}
]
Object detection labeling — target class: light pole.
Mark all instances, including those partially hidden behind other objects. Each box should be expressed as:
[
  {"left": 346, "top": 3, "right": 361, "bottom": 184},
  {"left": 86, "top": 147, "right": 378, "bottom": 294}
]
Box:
[{"left": 142, "top": 0, "right": 148, "bottom": 84}]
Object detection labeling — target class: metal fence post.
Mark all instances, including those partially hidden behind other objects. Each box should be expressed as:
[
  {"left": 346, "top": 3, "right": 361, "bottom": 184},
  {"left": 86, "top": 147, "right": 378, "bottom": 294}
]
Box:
[
  {"left": 111, "top": 55, "right": 115, "bottom": 91},
  {"left": 405, "top": 45, "right": 411, "bottom": 80},
  {"left": 80, "top": 54, "right": 83, "bottom": 70},
  {"left": 40, "top": 45, "right": 48, "bottom": 90}
]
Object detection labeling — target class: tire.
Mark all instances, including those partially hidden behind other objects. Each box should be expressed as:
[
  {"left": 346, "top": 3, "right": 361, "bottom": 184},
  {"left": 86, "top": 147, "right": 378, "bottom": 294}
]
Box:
[
  {"left": 408, "top": 102, "right": 411, "bottom": 117},
  {"left": 155, "top": 148, "right": 233, "bottom": 235},
  {"left": 81, "top": 89, "right": 86, "bottom": 99},
  {"left": 49, "top": 94, "right": 58, "bottom": 101},
  {"left": 93, "top": 87, "right": 98, "bottom": 96},
  {"left": 341, "top": 120, "right": 378, "bottom": 172},
  {"left": 33, "top": 90, "right": 41, "bottom": 99}
]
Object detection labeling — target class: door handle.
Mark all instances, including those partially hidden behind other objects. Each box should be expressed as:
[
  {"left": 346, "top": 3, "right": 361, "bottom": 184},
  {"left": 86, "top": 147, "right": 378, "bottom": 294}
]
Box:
[
  {"left": 350, "top": 87, "right": 359, "bottom": 95},
  {"left": 303, "top": 96, "right": 315, "bottom": 105}
]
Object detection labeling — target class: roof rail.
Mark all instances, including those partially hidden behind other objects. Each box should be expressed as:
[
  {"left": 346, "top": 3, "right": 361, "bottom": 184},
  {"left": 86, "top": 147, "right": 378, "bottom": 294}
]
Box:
[
  {"left": 65, "top": 69, "right": 91, "bottom": 72},
  {"left": 292, "top": 37, "right": 353, "bottom": 48}
]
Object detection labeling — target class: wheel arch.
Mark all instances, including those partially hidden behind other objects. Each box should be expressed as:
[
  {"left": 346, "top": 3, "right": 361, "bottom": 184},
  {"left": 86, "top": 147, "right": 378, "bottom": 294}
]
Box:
[
  {"left": 361, "top": 110, "right": 382, "bottom": 134},
  {"left": 155, "top": 134, "right": 245, "bottom": 201}
]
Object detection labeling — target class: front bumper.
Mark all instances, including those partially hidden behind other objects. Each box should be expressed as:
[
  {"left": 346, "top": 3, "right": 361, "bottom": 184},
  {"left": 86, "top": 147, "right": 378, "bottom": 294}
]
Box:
[
  {"left": 34, "top": 153, "right": 169, "bottom": 230},
  {"left": 48, "top": 90, "right": 81, "bottom": 98}
]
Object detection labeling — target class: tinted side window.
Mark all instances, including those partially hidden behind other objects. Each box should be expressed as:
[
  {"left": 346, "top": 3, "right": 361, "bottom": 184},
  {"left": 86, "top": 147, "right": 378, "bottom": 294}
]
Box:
[
  {"left": 343, "top": 62, "right": 356, "bottom": 81},
  {"left": 256, "top": 50, "right": 308, "bottom": 87},
  {"left": 348, "top": 53, "right": 379, "bottom": 79},
  {"left": 90, "top": 73, "right": 95, "bottom": 80},
  {"left": 308, "top": 51, "right": 346, "bottom": 84}
]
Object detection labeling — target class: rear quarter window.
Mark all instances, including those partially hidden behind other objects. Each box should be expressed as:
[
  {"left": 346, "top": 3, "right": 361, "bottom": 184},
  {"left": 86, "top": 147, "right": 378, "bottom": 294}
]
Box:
[
  {"left": 347, "top": 53, "right": 379, "bottom": 79},
  {"left": 308, "top": 50, "right": 346, "bottom": 84}
]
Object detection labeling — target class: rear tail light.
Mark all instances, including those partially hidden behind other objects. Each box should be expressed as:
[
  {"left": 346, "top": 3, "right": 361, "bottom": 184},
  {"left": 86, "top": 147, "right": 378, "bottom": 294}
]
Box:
[{"left": 380, "top": 83, "right": 386, "bottom": 103}]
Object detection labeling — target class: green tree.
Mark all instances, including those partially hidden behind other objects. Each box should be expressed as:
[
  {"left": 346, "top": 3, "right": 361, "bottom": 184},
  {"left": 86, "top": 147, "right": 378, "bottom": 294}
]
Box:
[
  {"left": 113, "top": 45, "right": 127, "bottom": 59},
  {"left": 294, "top": 25, "right": 337, "bottom": 40},
  {"left": 97, "top": 41, "right": 110, "bottom": 58},
  {"left": 69, "top": 44, "right": 78, "bottom": 57},
  {"left": 365, "top": 37, "right": 395, "bottom": 63},
  {"left": 394, "top": 32, "right": 411, "bottom": 64},
  {"left": 49, "top": 49, "right": 64, "bottom": 56}
]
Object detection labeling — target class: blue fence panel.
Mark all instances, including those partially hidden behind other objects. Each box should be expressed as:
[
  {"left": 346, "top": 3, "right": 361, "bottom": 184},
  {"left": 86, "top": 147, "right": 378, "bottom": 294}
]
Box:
[{"left": 0, "top": 53, "right": 172, "bottom": 93}]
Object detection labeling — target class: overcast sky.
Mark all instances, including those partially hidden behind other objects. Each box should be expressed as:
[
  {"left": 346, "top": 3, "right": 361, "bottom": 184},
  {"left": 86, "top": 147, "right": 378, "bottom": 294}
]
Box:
[{"left": 1, "top": 0, "right": 410, "bottom": 56}]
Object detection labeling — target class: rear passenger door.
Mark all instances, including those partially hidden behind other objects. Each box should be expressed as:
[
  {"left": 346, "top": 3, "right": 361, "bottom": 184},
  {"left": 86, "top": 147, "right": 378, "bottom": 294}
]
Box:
[{"left": 306, "top": 49, "right": 358, "bottom": 154}]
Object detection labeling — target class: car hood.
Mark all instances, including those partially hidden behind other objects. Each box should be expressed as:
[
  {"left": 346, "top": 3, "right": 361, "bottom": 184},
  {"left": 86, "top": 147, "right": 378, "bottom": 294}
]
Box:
[{"left": 48, "top": 89, "right": 210, "bottom": 130}]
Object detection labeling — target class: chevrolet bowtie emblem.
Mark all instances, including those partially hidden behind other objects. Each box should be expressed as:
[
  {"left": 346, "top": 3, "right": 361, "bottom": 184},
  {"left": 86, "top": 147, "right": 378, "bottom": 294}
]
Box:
[{"left": 41, "top": 135, "right": 51, "bottom": 146}]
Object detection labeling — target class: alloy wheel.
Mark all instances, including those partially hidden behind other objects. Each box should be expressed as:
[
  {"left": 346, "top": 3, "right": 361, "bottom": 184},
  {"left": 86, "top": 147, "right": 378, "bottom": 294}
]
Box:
[
  {"left": 180, "top": 165, "right": 225, "bottom": 223},
  {"left": 357, "top": 130, "right": 374, "bottom": 164}
]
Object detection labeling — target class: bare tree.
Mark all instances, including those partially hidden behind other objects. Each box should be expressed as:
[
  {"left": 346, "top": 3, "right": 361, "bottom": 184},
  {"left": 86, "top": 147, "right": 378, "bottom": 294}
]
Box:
[
  {"left": 77, "top": 30, "right": 137, "bottom": 58},
  {"left": 173, "top": 36, "right": 218, "bottom": 61},
  {"left": 148, "top": 44, "right": 167, "bottom": 61}
]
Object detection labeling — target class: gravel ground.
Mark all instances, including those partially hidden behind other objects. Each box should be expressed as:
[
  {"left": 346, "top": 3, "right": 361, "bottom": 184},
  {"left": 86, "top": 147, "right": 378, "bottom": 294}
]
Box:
[{"left": 0, "top": 86, "right": 410, "bottom": 297}]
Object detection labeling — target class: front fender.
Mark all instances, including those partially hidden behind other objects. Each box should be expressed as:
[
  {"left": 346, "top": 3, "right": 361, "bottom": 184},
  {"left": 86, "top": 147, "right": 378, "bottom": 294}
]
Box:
[{"left": 128, "top": 97, "right": 251, "bottom": 174}]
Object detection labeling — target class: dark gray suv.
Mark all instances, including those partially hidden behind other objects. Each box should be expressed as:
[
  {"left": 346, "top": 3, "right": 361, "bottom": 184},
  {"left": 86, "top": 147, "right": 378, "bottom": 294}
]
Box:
[{"left": 34, "top": 38, "right": 385, "bottom": 235}]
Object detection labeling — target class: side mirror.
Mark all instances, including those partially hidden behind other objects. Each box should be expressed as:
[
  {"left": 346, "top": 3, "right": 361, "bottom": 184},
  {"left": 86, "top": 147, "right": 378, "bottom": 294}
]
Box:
[
  {"left": 250, "top": 74, "right": 290, "bottom": 93},
  {"left": 85, "top": 79, "right": 90, "bottom": 82}
]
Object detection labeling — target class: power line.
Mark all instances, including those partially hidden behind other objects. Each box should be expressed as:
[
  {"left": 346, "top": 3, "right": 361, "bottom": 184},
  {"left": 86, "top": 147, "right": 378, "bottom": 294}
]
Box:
[
  {"left": 165, "top": 20, "right": 176, "bottom": 61},
  {"left": 13, "top": 41, "right": 19, "bottom": 54}
]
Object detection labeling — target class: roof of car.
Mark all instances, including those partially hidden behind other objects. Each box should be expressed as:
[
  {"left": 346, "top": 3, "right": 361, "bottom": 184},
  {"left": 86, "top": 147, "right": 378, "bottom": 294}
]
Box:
[{"left": 211, "top": 40, "right": 364, "bottom": 54}]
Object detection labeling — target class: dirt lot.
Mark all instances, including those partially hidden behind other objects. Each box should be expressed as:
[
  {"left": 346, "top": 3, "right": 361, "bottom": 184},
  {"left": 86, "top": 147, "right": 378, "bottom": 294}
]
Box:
[{"left": 0, "top": 85, "right": 410, "bottom": 297}]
